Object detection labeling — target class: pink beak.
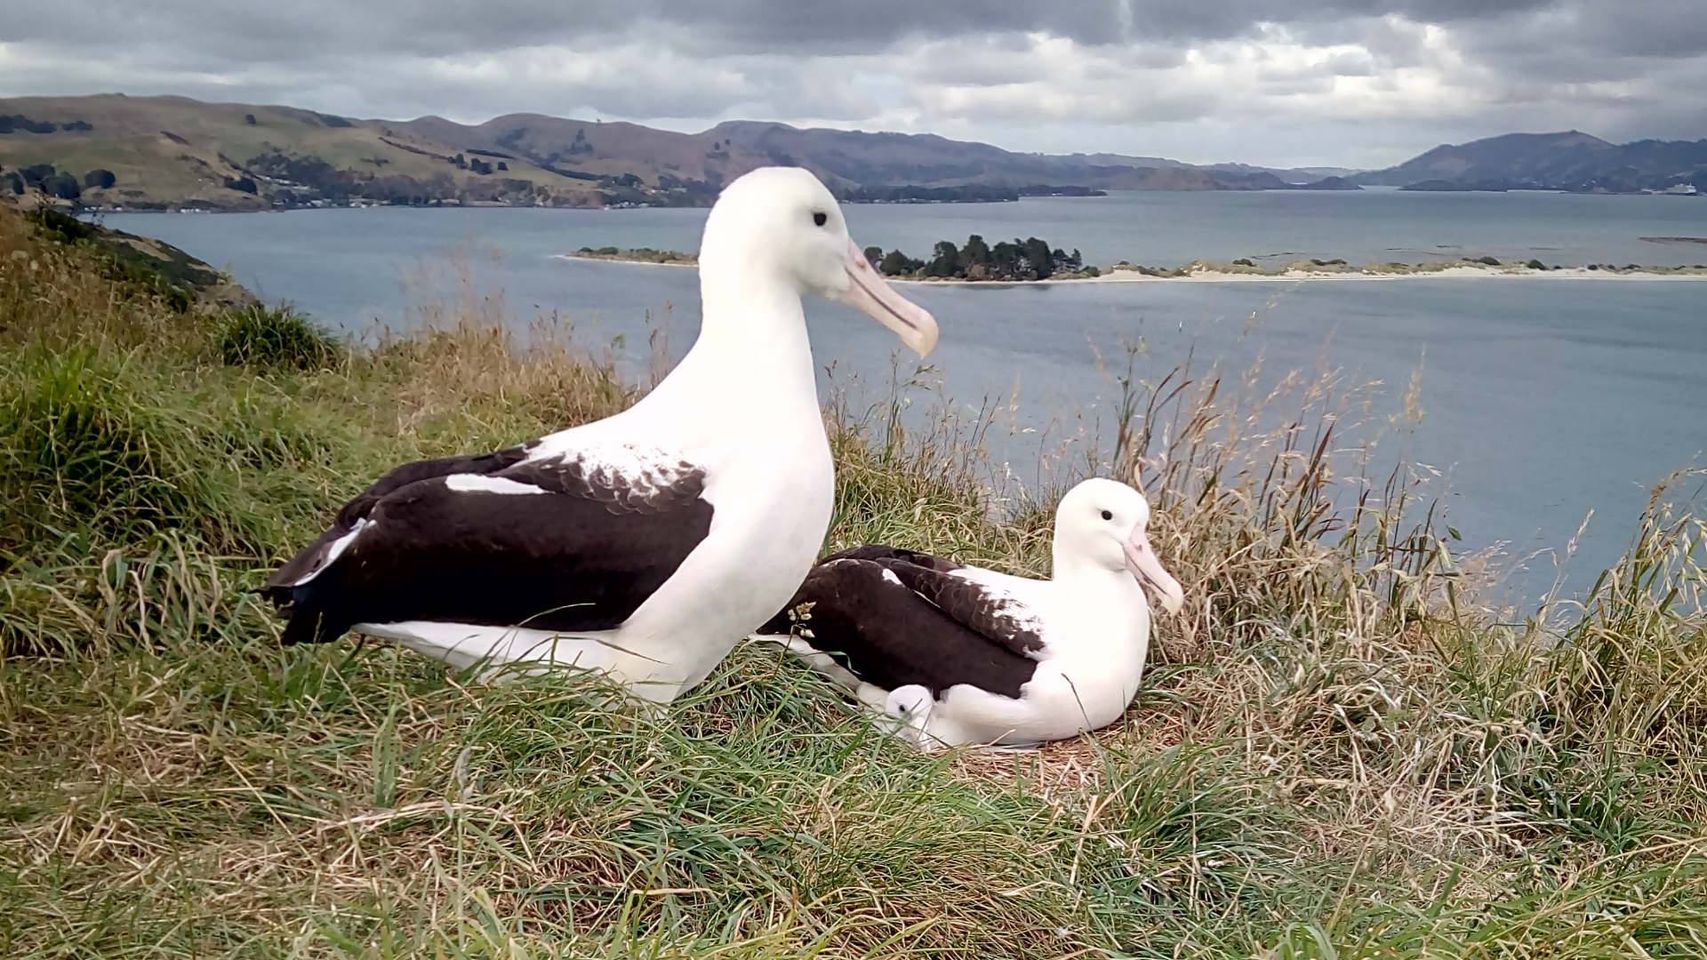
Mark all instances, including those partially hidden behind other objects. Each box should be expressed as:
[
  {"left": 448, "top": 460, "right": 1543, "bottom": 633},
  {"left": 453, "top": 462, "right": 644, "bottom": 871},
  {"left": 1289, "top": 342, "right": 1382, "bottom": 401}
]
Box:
[
  {"left": 835, "top": 238, "right": 939, "bottom": 357},
  {"left": 1123, "top": 526, "right": 1183, "bottom": 614}
]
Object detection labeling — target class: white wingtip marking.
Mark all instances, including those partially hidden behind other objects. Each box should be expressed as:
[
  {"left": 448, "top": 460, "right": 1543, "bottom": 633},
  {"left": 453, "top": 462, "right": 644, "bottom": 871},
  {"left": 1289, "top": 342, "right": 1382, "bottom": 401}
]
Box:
[
  {"left": 881, "top": 569, "right": 902, "bottom": 586},
  {"left": 293, "top": 518, "right": 371, "bottom": 586},
  {"left": 444, "top": 474, "right": 547, "bottom": 495}
]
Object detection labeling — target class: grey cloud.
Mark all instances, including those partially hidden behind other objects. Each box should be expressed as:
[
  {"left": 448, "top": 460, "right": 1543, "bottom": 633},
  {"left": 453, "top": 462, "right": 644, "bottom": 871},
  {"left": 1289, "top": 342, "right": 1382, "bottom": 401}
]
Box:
[
  {"left": 15, "top": 1, "right": 1706, "bottom": 79},
  {"left": 3, "top": 0, "right": 1579, "bottom": 62},
  {"left": 3, "top": 0, "right": 1703, "bottom": 167}
]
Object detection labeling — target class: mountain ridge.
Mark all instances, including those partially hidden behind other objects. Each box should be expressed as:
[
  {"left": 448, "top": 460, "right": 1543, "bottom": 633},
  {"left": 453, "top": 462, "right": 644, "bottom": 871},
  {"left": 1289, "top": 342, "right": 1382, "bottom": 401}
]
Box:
[
  {"left": 8, "top": 94, "right": 1700, "bottom": 210},
  {"left": 1, "top": 93, "right": 1358, "bottom": 211},
  {"left": 1357, "top": 130, "right": 1706, "bottom": 193}
]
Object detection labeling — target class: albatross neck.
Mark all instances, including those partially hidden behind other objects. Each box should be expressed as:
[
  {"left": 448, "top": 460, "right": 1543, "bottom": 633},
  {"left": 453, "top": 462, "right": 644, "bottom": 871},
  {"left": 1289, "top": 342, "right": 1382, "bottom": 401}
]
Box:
[
  {"left": 1049, "top": 549, "right": 1154, "bottom": 654},
  {"left": 637, "top": 263, "right": 820, "bottom": 417}
]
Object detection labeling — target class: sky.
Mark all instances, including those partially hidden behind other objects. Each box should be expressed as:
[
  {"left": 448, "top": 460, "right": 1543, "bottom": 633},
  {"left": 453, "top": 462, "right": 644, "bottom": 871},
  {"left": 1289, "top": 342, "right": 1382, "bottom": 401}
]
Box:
[{"left": 1, "top": 1, "right": 1702, "bottom": 169}]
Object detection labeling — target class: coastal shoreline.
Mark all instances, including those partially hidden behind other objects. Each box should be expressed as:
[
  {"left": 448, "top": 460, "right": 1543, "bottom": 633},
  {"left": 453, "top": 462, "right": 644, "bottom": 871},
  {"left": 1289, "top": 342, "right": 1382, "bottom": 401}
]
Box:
[
  {"left": 557, "top": 252, "right": 1707, "bottom": 283},
  {"left": 1083, "top": 265, "right": 1707, "bottom": 283}
]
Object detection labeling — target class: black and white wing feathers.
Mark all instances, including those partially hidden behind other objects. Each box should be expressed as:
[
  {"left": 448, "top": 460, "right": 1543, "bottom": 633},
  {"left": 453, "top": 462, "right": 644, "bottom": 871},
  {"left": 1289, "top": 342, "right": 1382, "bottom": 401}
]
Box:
[
  {"left": 263, "top": 446, "right": 712, "bottom": 645},
  {"left": 763, "top": 547, "right": 1046, "bottom": 699}
]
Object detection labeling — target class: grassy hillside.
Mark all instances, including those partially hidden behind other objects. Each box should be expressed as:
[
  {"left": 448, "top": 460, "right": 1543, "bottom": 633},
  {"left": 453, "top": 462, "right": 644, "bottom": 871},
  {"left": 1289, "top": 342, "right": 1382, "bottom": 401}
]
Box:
[
  {"left": 1, "top": 202, "right": 1705, "bottom": 957},
  {"left": 3, "top": 94, "right": 1351, "bottom": 212},
  {"left": 1, "top": 94, "right": 608, "bottom": 210}
]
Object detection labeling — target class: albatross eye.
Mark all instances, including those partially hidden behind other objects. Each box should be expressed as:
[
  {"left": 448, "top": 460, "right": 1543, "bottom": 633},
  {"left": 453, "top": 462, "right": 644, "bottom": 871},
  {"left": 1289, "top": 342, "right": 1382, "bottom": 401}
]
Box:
[
  {"left": 1100, "top": 509, "right": 1113, "bottom": 521},
  {"left": 812, "top": 211, "right": 828, "bottom": 227}
]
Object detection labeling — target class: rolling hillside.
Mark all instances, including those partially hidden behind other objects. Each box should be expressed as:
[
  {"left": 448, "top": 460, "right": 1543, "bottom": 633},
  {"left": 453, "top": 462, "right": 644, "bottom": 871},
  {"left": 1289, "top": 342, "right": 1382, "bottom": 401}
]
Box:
[
  {"left": 0, "top": 95, "right": 609, "bottom": 210},
  {"left": 2, "top": 94, "right": 1356, "bottom": 211},
  {"left": 1357, "top": 131, "right": 1707, "bottom": 193}
]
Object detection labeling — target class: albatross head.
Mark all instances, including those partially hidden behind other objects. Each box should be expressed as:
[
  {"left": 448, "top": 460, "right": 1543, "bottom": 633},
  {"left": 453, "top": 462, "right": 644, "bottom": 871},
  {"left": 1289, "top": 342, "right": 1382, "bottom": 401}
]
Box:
[
  {"left": 1054, "top": 478, "right": 1184, "bottom": 614},
  {"left": 700, "top": 167, "right": 938, "bottom": 356}
]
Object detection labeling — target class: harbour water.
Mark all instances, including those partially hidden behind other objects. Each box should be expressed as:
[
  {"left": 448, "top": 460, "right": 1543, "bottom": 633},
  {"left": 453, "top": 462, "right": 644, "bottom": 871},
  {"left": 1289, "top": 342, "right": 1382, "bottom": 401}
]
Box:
[{"left": 102, "top": 189, "right": 1707, "bottom": 602}]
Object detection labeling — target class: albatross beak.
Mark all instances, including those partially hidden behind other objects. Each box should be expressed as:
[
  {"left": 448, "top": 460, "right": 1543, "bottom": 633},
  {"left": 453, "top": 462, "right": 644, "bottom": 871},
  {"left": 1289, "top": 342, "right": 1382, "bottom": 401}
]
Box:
[
  {"left": 837, "top": 238, "right": 939, "bottom": 357},
  {"left": 1123, "top": 526, "right": 1184, "bottom": 615}
]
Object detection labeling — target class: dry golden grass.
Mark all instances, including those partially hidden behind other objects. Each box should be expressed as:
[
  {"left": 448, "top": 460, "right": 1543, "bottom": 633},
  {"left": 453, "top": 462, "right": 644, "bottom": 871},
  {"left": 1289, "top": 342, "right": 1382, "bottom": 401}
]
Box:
[{"left": 2, "top": 203, "right": 1704, "bottom": 958}]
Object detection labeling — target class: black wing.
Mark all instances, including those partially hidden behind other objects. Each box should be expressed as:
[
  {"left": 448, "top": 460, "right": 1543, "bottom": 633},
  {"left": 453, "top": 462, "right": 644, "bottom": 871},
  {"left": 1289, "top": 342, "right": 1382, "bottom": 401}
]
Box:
[
  {"left": 763, "top": 549, "right": 1044, "bottom": 699},
  {"left": 263, "top": 449, "right": 712, "bottom": 645},
  {"left": 265, "top": 444, "right": 534, "bottom": 590},
  {"left": 814, "top": 544, "right": 962, "bottom": 574},
  {"left": 880, "top": 560, "right": 1045, "bottom": 660},
  {"left": 758, "top": 543, "right": 957, "bottom": 634}
]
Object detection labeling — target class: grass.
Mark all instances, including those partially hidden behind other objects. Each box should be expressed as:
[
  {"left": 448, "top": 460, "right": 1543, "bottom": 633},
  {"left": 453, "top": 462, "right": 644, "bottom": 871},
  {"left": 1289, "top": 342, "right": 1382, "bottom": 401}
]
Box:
[
  {"left": 2, "top": 201, "right": 1705, "bottom": 957},
  {"left": 216, "top": 304, "right": 343, "bottom": 369}
]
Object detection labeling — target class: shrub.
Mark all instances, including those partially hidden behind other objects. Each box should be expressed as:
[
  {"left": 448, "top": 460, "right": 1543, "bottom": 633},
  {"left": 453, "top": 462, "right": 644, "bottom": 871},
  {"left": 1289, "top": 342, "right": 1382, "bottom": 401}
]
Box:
[
  {"left": 26, "top": 207, "right": 97, "bottom": 244},
  {"left": 38, "top": 172, "right": 81, "bottom": 200},
  {"left": 1526, "top": 258, "right": 1545, "bottom": 269},
  {"left": 215, "top": 304, "right": 340, "bottom": 370},
  {"left": 0, "top": 114, "right": 58, "bottom": 134}
]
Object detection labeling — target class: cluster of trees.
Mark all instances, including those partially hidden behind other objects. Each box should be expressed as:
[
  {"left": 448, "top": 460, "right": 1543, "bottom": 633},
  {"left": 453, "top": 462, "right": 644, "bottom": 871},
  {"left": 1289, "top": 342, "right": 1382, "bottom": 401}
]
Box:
[
  {"left": 863, "top": 235, "right": 1091, "bottom": 281},
  {"left": 247, "top": 149, "right": 564, "bottom": 207},
  {"left": 1, "top": 114, "right": 92, "bottom": 134},
  {"left": 656, "top": 173, "right": 721, "bottom": 204},
  {"left": 448, "top": 153, "right": 510, "bottom": 174},
  {"left": 248, "top": 150, "right": 349, "bottom": 196},
  {"left": 0, "top": 163, "right": 119, "bottom": 199}
]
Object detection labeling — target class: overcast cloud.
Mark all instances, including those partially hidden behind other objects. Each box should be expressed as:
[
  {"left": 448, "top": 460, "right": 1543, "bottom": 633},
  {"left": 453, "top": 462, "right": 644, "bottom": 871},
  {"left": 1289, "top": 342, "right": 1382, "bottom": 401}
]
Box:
[{"left": 1, "top": 0, "right": 1701, "bottom": 167}]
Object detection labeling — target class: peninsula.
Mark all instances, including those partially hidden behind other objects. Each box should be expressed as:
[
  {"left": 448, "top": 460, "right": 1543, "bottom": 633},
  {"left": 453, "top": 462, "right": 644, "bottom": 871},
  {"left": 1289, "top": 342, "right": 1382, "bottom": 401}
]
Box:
[{"left": 567, "top": 245, "right": 1707, "bottom": 282}]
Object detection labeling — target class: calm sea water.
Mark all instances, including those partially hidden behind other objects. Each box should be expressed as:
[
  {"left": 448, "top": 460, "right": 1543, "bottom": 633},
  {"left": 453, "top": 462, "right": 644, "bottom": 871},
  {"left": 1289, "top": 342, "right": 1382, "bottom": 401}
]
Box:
[{"left": 102, "top": 190, "right": 1707, "bottom": 602}]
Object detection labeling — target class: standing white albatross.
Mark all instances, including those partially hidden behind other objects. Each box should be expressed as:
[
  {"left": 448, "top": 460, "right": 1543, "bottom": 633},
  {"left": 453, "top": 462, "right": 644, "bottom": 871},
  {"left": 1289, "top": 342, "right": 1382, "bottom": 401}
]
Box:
[
  {"left": 262, "top": 167, "right": 938, "bottom": 703},
  {"left": 755, "top": 478, "right": 1184, "bottom": 747}
]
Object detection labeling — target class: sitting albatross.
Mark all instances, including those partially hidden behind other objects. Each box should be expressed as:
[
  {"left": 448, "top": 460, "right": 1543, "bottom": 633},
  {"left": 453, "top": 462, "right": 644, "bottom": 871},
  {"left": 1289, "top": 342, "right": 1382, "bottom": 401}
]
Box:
[
  {"left": 756, "top": 478, "right": 1184, "bottom": 746},
  {"left": 262, "top": 167, "right": 938, "bottom": 703}
]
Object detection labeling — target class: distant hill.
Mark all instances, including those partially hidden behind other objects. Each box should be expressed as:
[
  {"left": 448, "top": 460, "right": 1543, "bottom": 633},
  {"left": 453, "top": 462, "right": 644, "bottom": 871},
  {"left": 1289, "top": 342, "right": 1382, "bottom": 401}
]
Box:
[
  {"left": 0, "top": 95, "right": 612, "bottom": 211},
  {"left": 1023, "top": 152, "right": 1356, "bottom": 183},
  {"left": 1, "top": 93, "right": 1359, "bottom": 211},
  {"left": 1357, "top": 131, "right": 1707, "bottom": 194}
]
